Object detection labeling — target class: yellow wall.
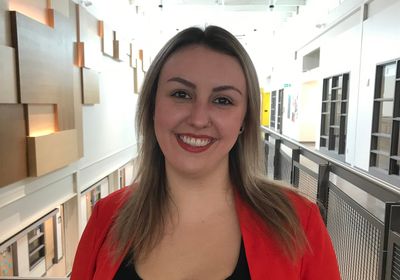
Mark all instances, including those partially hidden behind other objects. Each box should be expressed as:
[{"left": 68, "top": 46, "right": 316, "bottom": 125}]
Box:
[{"left": 261, "top": 89, "right": 270, "bottom": 126}]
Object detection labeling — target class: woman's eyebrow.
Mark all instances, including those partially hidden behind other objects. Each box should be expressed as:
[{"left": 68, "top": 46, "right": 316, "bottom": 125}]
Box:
[
  {"left": 167, "top": 77, "right": 242, "bottom": 95},
  {"left": 167, "top": 77, "right": 196, "bottom": 89},
  {"left": 213, "top": 85, "right": 243, "bottom": 95}
]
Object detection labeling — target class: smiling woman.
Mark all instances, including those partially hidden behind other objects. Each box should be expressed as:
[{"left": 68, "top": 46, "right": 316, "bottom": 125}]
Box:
[
  {"left": 71, "top": 26, "right": 340, "bottom": 280},
  {"left": 154, "top": 45, "right": 247, "bottom": 177}
]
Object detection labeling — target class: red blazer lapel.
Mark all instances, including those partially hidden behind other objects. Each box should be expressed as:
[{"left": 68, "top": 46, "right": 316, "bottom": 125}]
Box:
[{"left": 234, "top": 192, "right": 300, "bottom": 280}]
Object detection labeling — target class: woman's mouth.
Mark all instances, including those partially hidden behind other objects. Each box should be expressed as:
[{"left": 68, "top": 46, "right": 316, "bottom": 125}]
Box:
[{"left": 176, "top": 134, "right": 215, "bottom": 153}]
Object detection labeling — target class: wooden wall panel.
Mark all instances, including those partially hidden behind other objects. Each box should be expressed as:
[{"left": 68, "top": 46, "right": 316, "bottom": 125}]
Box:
[
  {"left": 57, "top": 1, "right": 78, "bottom": 132},
  {"left": 100, "top": 21, "right": 114, "bottom": 57},
  {"left": 0, "top": 45, "right": 18, "bottom": 103},
  {"left": 133, "top": 66, "right": 138, "bottom": 94},
  {"left": 27, "top": 129, "right": 79, "bottom": 177},
  {"left": 81, "top": 67, "right": 99, "bottom": 104},
  {"left": 0, "top": 0, "right": 12, "bottom": 46},
  {"left": 9, "top": 0, "right": 49, "bottom": 25},
  {"left": 10, "top": 11, "right": 74, "bottom": 105},
  {"left": 27, "top": 104, "right": 57, "bottom": 136},
  {"left": 113, "top": 32, "right": 129, "bottom": 62},
  {"left": 0, "top": 104, "right": 27, "bottom": 187},
  {"left": 77, "top": 5, "right": 101, "bottom": 70}
]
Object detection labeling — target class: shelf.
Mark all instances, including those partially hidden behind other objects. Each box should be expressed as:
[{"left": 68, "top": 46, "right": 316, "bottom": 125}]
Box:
[
  {"left": 322, "top": 112, "right": 329, "bottom": 115},
  {"left": 28, "top": 232, "right": 44, "bottom": 244},
  {"left": 374, "top": 97, "right": 394, "bottom": 102},
  {"left": 372, "top": 132, "right": 391, "bottom": 138},
  {"left": 330, "top": 125, "right": 340, "bottom": 128},
  {"left": 391, "top": 156, "right": 400, "bottom": 161},
  {"left": 340, "top": 113, "right": 347, "bottom": 116},
  {"left": 331, "top": 86, "right": 342, "bottom": 90},
  {"left": 393, "top": 117, "right": 400, "bottom": 121},
  {"left": 29, "top": 256, "right": 45, "bottom": 271},
  {"left": 320, "top": 136, "right": 329, "bottom": 139},
  {"left": 29, "top": 244, "right": 45, "bottom": 258},
  {"left": 370, "top": 150, "right": 390, "bottom": 157}
]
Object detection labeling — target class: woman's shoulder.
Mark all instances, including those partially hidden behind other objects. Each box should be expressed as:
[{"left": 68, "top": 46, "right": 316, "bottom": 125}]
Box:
[
  {"left": 283, "top": 188, "right": 321, "bottom": 226},
  {"left": 94, "top": 185, "right": 135, "bottom": 220}
]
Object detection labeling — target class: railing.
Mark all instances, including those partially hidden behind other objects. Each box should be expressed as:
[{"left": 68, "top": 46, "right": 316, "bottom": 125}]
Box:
[
  {"left": 0, "top": 276, "right": 69, "bottom": 280},
  {"left": 263, "top": 126, "right": 400, "bottom": 280},
  {"left": 2, "top": 126, "right": 400, "bottom": 279}
]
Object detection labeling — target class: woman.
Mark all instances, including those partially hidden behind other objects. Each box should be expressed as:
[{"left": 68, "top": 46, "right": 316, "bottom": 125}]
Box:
[{"left": 71, "top": 26, "right": 340, "bottom": 279}]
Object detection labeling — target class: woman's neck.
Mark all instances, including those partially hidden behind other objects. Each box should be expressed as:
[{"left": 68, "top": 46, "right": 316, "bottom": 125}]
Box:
[{"left": 165, "top": 162, "right": 235, "bottom": 223}]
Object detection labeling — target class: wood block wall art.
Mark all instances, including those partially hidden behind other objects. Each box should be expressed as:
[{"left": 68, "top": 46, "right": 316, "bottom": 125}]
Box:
[
  {"left": 133, "top": 66, "right": 138, "bottom": 94},
  {"left": 26, "top": 104, "right": 57, "bottom": 137},
  {"left": 129, "top": 43, "right": 137, "bottom": 68},
  {"left": 99, "top": 20, "right": 114, "bottom": 57},
  {"left": 9, "top": 0, "right": 50, "bottom": 25},
  {"left": 76, "top": 4, "right": 101, "bottom": 70},
  {"left": 27, "top": 129, "right": 79, "bottom": 177},
  {"left": 10, "top": 11, "right": 74, "bottom": 105},
  {"left": 0, "top": 45, "right": 18, "bottom": 103},
  {"left": 0, "top": 1, "right": 11, "bottom": 46},
  {"left": 113, "top": 31, "right": 130, "bottom": 62},
  {"left": 0, "top": 104, "right": 28, "bottom": 187},
  {"left": 8, "top": 8, "right": 81, "bottom": 180},
  {"left": 81, "top": 67, "right": 100, "bottom": 104}
]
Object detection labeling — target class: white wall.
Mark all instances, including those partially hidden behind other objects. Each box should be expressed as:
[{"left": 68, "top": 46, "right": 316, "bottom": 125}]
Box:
[
  {"left": 0, "top": 1, "right": 139, "bottom": 276},
  {"left": 354, "top": 0, "right": 400, "bottom": 170},
  {"left": 16, "top": 235, "right": 46, "bottom": 277},
  {"left": 319, "top": 10, "right": 363, "bottom": 164}
]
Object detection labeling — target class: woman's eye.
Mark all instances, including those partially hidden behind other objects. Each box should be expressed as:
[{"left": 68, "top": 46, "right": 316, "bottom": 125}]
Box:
[
  {"left": 213, "top": 97, "right": 233, "bottom": 105},
  {"left": 171, "top": 90, "right": 190, "bottom": 99}
]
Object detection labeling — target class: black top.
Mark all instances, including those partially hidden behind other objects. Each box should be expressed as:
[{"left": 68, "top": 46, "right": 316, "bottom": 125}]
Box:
[{"left": 114, "top": 239, "right": 251, "bottom": 279}]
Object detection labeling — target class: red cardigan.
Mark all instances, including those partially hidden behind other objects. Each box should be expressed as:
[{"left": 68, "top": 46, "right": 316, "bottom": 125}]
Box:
[{"left": 71, "top": 188, "right": 340, "bottom": 279}]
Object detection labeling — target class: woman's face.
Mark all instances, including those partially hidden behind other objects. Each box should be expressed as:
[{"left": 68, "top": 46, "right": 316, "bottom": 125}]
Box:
[{"left": 154, "top": 45, "right": 247, "bottom": 178}]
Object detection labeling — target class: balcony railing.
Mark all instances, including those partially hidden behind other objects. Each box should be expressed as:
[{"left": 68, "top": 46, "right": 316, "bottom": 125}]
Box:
[
  {"left": 263, "top": 126, "right": 400, "bottom": 280},
  {"left": 2, "top": 126, "right": 400, "bottom": 279}
]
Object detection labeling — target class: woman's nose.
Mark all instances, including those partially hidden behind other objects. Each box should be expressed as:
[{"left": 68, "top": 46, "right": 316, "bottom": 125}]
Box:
[{"left": 187, "top": 101, "right": 211, "bottom": 129}]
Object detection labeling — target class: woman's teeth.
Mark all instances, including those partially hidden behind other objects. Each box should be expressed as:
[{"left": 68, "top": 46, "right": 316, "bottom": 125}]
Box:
[{"left": 180, "top": 135, "right": 211, "bottom": 147}]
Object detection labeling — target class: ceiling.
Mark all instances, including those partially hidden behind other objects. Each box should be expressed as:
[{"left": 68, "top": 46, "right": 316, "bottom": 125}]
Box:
[
  {"left": 127, "top": 0, "right": 312, "bottom": 39},
  {"left": 160, "top": 0, "right": 308, "bottom": 21}
]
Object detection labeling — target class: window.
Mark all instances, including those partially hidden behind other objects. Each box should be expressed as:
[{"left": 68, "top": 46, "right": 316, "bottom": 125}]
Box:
[
  {"left": 270, "top": 90, "right": 276, "bottom": 129},
  {"left": 270, "top": 89, "right": 284, "bottom": 133},
  {"left": 370, "top": 60, "right": 400, "bottom": 176},
  {"left": 28, "top": 225, "right": 45, "bottom": 270},
  {"left": 320, "top": 73, "right": 349, "bottom": 157}
]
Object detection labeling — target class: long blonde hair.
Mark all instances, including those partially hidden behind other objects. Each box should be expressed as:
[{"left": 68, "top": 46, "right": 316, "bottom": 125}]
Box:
[{"left": 110, "top": 25, "right": 307, "bottom": 262}]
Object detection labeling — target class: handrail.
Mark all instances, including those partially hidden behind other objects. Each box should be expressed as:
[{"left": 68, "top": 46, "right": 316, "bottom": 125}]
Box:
[
  {"left": 261, "top": 125, "right": 400, "bottom": 200},
  {"left": 0, "top": 278, "right": 69, "bottom": 280}
]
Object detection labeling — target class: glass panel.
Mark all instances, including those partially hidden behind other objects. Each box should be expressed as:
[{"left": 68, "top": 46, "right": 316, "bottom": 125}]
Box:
[
  {"left": 377, "top": 101, "right": 393, "bottom": 134},
  {"left": 380, "top": 62, "right": 396, "bottom": 99},
  {"left": 320, "top": 138, "right": 326, "bottom": 147},
  {"left": 337, "top": 75, "right": 343, "bottom": 87},
  {"left": 341, "top": 102, "right": 347, "bottom": 114},
  {"left": 376, "top": 154, "right": 389, "bottom": 170},
  {"left": 335, "top": 102, "right": 341, "bottom": 125},
  {"left": 338, "top": 89, "right": 343, "bottom": 100},
  {"left": 376, "top": 137, "right": 391, "bottom": 154},
  {"left": 324, "top": 115, "right": 329, "bottom": 135},
  {"left": 332, "top": 127, "right": 340, "bottom": 151}
]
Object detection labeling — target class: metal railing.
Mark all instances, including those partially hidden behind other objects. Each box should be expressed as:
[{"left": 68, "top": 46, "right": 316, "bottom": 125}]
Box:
[
  {"left": 2, "top": 126, "right": 400, "bottom": 279},
  {"left": 263, "top": 126, "right": 400, "bottom": 280}
]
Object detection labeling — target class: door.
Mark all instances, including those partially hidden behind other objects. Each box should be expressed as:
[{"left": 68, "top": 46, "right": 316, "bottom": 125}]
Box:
[{"left": 261, "top": 89, "right": 271, "bottom": 126}]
